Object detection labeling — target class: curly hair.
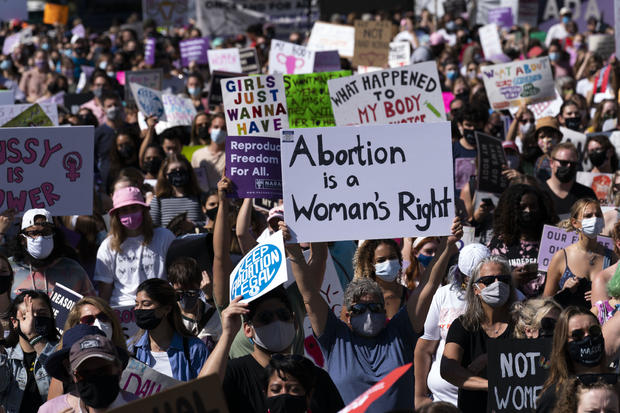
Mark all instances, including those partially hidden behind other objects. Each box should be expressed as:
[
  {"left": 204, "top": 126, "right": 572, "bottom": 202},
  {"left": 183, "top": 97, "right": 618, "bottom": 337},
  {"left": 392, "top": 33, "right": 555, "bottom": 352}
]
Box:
[
  {"left": 511, "top": 297, "right": 561, "bottom": 339},
  {"left": 343, "top": 277, "right": 385, "bottom": 310},
  {"left": 552, "top": 377, "right": 617, "bottom": 413},
  {"left": 353, "top": 239, "right": 402, "bottom": 280}
]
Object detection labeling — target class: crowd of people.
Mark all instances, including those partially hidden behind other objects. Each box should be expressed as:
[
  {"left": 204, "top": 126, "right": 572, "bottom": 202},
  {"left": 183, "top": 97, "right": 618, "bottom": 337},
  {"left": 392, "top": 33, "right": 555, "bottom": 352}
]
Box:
[{"left": 1, "top": 3, "right": 620, "bottom": 413}]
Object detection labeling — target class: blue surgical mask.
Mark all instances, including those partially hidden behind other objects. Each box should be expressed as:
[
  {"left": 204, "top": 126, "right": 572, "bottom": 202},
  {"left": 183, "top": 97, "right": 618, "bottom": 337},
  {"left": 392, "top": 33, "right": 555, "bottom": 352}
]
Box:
[
  {"left": 211, "top": 128, "right": 227, "bottom": 144},
  {"left": 106, "top": 70, "right": 115, "bottom": 78},
  {"left": 0, "top": 60, "right": 11, "bottom": 71},
  {"left": 374, "top": 259, "right": 401, "bottom": 282},
  {"left": 417, "top": 253, "right": 434, "bottom": 267},
  {"left": 446, "top": 70, "right": 457, "bottom": 81},
  {"left": 98, "top": 61, "right": 108, "bottom": 70},
  {"left": 41, "top": 43, "right": 49, "bottom": 51},
  {"left": 562, "top": 16, "right": 570, "bottom": 24},
  {"left": 549, "top": 52, "right": 559, "bottom": 61},
  {"left": 63, "top": 49, "right": 73, "bottom": 57},
  {"left": 187, "top": 87, "right": 200, "bottom": 97}
]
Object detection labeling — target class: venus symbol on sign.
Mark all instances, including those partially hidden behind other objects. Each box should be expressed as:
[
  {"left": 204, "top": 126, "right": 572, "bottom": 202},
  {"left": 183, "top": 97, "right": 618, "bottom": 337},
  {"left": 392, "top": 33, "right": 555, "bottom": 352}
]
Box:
[{"left": 63, "top": 152, "right": 82, "bottom": 182}]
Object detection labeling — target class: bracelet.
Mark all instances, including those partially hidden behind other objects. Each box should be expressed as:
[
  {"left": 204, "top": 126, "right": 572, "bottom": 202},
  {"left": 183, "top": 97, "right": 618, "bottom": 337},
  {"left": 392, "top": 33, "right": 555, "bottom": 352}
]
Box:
[{"left": 29, "top": 335, "right": 44, "bottom": 346}]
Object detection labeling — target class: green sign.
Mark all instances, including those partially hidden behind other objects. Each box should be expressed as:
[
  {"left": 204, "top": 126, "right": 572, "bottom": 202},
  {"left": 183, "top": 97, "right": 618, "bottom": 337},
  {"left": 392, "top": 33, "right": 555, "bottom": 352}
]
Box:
[{"left": 2, "top": 104, "right": 53, "bottom": 127}]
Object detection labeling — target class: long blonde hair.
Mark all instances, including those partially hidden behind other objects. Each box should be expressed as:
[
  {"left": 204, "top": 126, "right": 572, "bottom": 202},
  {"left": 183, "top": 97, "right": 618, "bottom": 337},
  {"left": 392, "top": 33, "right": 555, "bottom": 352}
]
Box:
[
  {"left": 62, "top": 296, "right": 127, "bottom": 350},
  {"left": 557, "top": 198, "right": 600, "bottom": 232},
  {"left": 511, "top": 297, "right": 561, "bottom": 339}
]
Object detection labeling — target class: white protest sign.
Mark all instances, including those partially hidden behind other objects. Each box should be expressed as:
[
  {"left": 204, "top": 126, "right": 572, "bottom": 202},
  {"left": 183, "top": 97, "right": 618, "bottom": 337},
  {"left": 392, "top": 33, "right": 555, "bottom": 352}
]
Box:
[
  {"left": 207, "top": 48, "right": 242, "bottom": 73},
  {"left": 162, "top": 93, "right": 197, "bottom": 128},
  {"left": 120, "top": 358, "right": 180, "bottom": 399},
  {"left": 389, "top": 42, "right": 411, "bottom": 67},
  {"left": 124, "top": 69, "right": 163, "bottom": 102},
  {"left": 560, "top": 126, "right": 587, "bottom": 155},
  {"left": 0, "top": 126, "right": 94, "bottom": 215},
  {"left": 280, "top": 122, "right": 455, "bottom": 243},
  {"left": 479, "top": 24, "right": 504, "bottom": 61},
  {"left": 129, "top": 83, "right": 167, "bottom": 122},
  {"left": 0, "top": 103, "right": 58, "bottom": 126},
  {"left": 508, "top": 89, "right": 563, "bottom": 120},
  {"left": 112, "top": 305, "right": 139, "bottom": 341},
  {"left": 229, "top": 230, "right": 288, "bottom": 303},
  {"left": 268, "top": 39, "right": 315, "bottom": 75},
  {"left": 221, "top": 74, "right": 288, "bottom": 138},
  {"left": 576, "top": 171, "right": 613, "bottom": 204},
  {"left": 307, "top": 22, "right": 355, "bottom": 58},
  {"left": 328, "top": 61, "right": 446, "bottom": 126},
  {"left": 481, "top": 57, "right": 555, "bottom": 110},
  {"left": 0, "top": 0, "right": 27, "bottom": 21}
]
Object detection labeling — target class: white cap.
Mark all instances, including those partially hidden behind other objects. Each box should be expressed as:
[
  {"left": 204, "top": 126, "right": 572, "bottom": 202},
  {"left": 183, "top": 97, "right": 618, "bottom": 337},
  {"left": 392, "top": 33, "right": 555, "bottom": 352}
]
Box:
[
  {"left": 21, "top": 208, "right": 52, "bottom": 230},
  {"left": 458, "top": 243, "right": 491, "bottom": 277},
  {"left": 560, "top": 7, "right": 572, "bottom": 15}
]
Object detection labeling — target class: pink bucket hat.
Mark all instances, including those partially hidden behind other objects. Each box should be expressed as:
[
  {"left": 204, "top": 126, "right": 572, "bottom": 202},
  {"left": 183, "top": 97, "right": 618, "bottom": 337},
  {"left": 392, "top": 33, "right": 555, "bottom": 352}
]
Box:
[{"left": 109, "top": 186, "right": 148, "bottom": 215}]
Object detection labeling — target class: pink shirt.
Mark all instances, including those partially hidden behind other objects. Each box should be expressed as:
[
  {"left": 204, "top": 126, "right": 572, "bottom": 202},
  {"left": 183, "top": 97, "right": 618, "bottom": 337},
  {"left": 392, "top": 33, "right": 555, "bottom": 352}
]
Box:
[{"left": 80, "top": 98, "right": 106, "bottom": 125}]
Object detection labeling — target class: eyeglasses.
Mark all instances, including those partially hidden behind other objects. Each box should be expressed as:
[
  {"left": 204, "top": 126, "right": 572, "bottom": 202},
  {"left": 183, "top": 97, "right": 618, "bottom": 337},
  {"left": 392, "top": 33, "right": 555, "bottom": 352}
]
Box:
[
  {"left": 80, "top": 313, "right": 110, "bottom": 325},
  {"left": 476, "top": 275, "right": 512, "bottom": 286},
  {"left": 254, "top": 308, "right": 292, "bottom": 325},
  {"left": 577, "top": 373, "right": 619, "bottom": 386},
  {"left": 552, "top": 158, "right": 577, "bottom": 167},
  {"left": 22, "top": 228, "right": 53, "bottom": 238},
  {"left": 349, "top": 302, "right": 385, "bottom": 316},
  {"left": 569, "top": 324, "right": 602, "bottom": 342}
]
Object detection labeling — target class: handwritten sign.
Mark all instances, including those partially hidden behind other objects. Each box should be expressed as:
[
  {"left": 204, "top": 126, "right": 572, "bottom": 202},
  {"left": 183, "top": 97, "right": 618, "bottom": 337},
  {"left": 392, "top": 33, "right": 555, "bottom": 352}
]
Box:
[
  {"left": 353, "top": 20, "right": 393, "bottom": 68},
  {"left": 389, "top": 42, "right": 410, "bottom": 67},
  {"left": 537, "top": 225, "right": 614, "bottom": 272},
  {"left": 50, "top": 283, "right": 83, "bottom": 334},
  {"left": 130, "top": 83, "right": 167, "bottom": 122},
  {"left": 307, "top": 22, "right": 355, "bottom": 58},
  {"left": 269, "top": 39, "right": 315, "bottom": 75},
  {"left": 162, "top": 94, "right": 196, "bottom": 128},
  {"left": 180, "top": 37, "right": 209, "bottom": 67},
  {"left": 481, "top": 57, "right": 555, "bottom": 110},
  {"left": 125, "top": 69, "right": 163, "bottom": 103},
  {"left": 221, "top": 74, "right": 288, "bottom": 138},
  {"left": 207, "top": 48, "right": 242, "bottom": 73},
  {"left": 2, "top": 104, "right": 53, "bottom": 127},
  {"left": 226, "top": 135, "right": 281, "bottom": 199},
  {"left": 280, "top": 122, "right": 454, "bottom": 243},
  {"left": 229, "top": 230, "right": 288, "bottom": 303},
  {"left": 328, "top": 61, "right": 446, "bottom": 126},
  {"left": 112, "top": 305, "right": 139, "bottom": 340},
  {"left": 0, "top": 103, "right": 58, "bottom": 126},
  {"left": 508, "top": 89, "right": 563, "bottom": 120},
  {"left": 142, "top": 0, "right": 188, "bottom": 28},
  {"left": 240, "top": 47, "right": 260, "bottom": 74},
  {"left": 284, "top": 70, "right": 351, "bottom": 128},
  {"left": 120, "top": 358, "right": 180, "bottom": 399},
  {"left": 476, "top": 132, "right": 508, "bottom": 194}
]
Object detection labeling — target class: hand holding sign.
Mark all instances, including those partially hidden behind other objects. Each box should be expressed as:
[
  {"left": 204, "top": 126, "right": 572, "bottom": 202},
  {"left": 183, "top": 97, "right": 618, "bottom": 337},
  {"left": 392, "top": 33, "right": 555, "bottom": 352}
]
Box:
[{"left": 129, "top": 83, "right": 167, "bottom": 122}]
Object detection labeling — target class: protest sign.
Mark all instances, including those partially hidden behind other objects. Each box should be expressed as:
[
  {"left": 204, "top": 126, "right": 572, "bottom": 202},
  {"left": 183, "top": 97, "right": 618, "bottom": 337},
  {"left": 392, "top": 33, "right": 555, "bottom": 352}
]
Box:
[
  {"left": 353, "top": 20, "right": 393, "bottom": 68},
  {"left": 588, "top": 34, "right": 615, "bottom": 61},
  {"left": 207, "top": 70, "right": 243, "bottom": 109},
  {"left": 0, "top": 103, "right": 58, "bottom": 126},
  {"left": 142, "top": 0, "right": 189, "bottom": 28},
  {"left": 120, "top": 358, "right": 180, "bottom": 399},
  {"left": 476, "top": 132, "right": 508, "bottom": 194},
  {"left": 0, "top": 91, "right": 13, "bottom": 105},
  {"left": 229, "top": 230, "right": 288, "bottom": 303},
  {"left": 479, "top": 24, "right": 504, "bottom": 62},
  {"left": 389, "top": 42, "right": 411, "bottom": 67},
  {"left": 43, "top": 3, "right": 68, "bottom": 25},
  {"left": 221, "top": 74, "right": 288, "bottom": 138},
  {"left": 509, "top": 89, "right": 563, "bottom": 120},
  {"left": 2, "top": 33, "right": 19, "bottom": 55},
  {"left": 50, "top": 283, "right": 83, "bottom": 334},
  {"left": 180, "top": 37, "right": 209, "bottom": 67},
  {"left": 307, "top": 22, "right": 355, "bottom": 58},
  {"left": 226, "top": 135, "right": 282, "bottom": 199},
  {"left": 64, "top": 92, "right": 94, "bottom": 115},
  {"left": 328, "top": 61, "right": 446, "bottom": 126},
  {"left": 284, "top": 70, "right": 351, "bottom": 128},
  {"left": 339, "top": 364, "right": 412, "bottom": 413},
  {"left": 112, "top": 305, "right": 139, "bottom": 340},
  {"left": 280, "top": 122, "right": 455, "bottom": 243},
  {"left": 537, "top": 225, "right": 614, "bottom": 272},
  {"left": 576, "top": 171, "right": 613, "bottom": 204},
  {"left": 481, "top": 57, "right": 555, "bottom": 110},
  {"left": 616, "top": 1, "right": 620, "bottom": 59},
  {"left": 0, "top": 126, "right": 94, "bottom": 215},
  {"left": 130, "top": 83, "right": 167, "bottom": 121},
  {"left": 2, "top": 104, "right": 53, "bottom": 127},
  {"left": 314, "top": 50, "right": 342, "bottom": 72},
  {"left": 207, "top": 48, "right": 242, "bottom": 73},
  {"left": 560, "top": 126, "right": 587, "bottom": 155},
  {"left": 488, "top": 7, "right": 514, "bottom": 28},
  {"left": 109, "top": 373, "right": 229, "bottom": 413},
  {"left": 124, "top": 69, "right": 163, "bottom": 103},
  {"left": 144, "top": 38, "right": 156, "bottom": 66},
  {"left": 487, "top": 338, "right": 552, "bottom": 412},
  {"left": 162, "top": 94, "right": 196, "bottom": 128},
  {"left": 269, "top": 39, "right": 315, "bottom": 75},
  {"left": 0, "top": 0, "right": 27, "bottom": 21},
  {"left": 239, "top": 47, "right": 260, "bottom": 74}
]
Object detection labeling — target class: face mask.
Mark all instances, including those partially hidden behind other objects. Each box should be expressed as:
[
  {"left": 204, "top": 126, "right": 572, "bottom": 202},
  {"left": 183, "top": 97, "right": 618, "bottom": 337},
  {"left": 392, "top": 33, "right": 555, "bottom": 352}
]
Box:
[
  {"left": 518, "top": 211, "right": 539, "bottom": 226},
  {"left": 417, "top": 253, "right": 433, "bottom": 268},
  {"left": 206, "top": 207, "right": 218, "bottom": 221},
  {"left": 210, "top": 128, "right": 227, "bottom": 144},
  {"left": 118, "top": 145, "right": 135, "bottom": 161},
  {"left": 98, "top": 61, "right": 108, "bottom": 70},
  {"left": 0, "top": 277, "right": 10, "bottom": 294},
  {"left": 143, "top": 158, "right": 162, "bottom": 175},
  {"left": 568, "top": 334, "right": 604, "bottom": 366},
  {"left": 187, "top": 87, "right": 200, "bottom": 97},
  {"left": 197, "top": 126, "right": 209, "bottom": 143},
  {"left": 265, "top": 394, "right": 307, "bottom": 413},
  {"left": 63, "top": 69, "right": 74, "bottom": 78},
  {"left": 34, "top": 316, "right": 54, "bottom": 337},
  {"left": 93, "top": 87, "right": 103, "bottom": 99},
  {"left": 589, "top": 150, "right": 607, "bottom": 167},
  {"left": 179, "top": 295, "right": 199, "bottom": 312},
  {"left": 92, "top": 319, "right": 113, "bottom": 339},
  {"left": 445, "top": 21, "right": 456, "bottom": 32},
  {"left": 106, "top": 70, "right": 115, "bottom": 78},
  {"left": 505, "top": 154, "right": 520, "bottom": 170},
  {"left": 374, "top": 259, "right": 400, "bottom": 282},
  {"left": 0, "top": 60, "right": 11, "bottom": 70},
  {"left": 134, "top": 308, "right": 163, "bottom": 330},
  {"left": 77, "top": 375, "right": 120, "bottom": 408},
  {"left": 252, "top": 320, "right": 296, "bottom": 352},
  {"left": 519, "top": 122, "right": 534, "bottom": 135},
  {"left": 106, "top": 106, "right": 121, "bottom": 121},
  {"left": 467, "top": 70, "right": 477, "bottom": 79},
  {"left": 462, "top": 128, "right": 477, "bottom": 145},
  {"left": 350, "top": 310, "right": 386, "bottom": 337},
  {"left": 41, "top": 43, "right": 49, "bottom": 51},
  {"left": 119, "top": 210, "right": 143, "bottom": 230},
  {"left": 476, "top": 281, "right": 510, "bottom": 307},
  {"left": 549, "top": 52, "right": 559, "bottom": 62},
  {"left": 562, "top": 16, "right": 571, "bottom": 24},
  {"left": 602, "top": 118, "right": 617, "bottom": 132},
  {"left": 565, "top": 117, "right": 581, "bottom": 131},
  {"left": 455, "top": 91, "right": 469, "bottom": 102},
  {"left": 25, "top": 235, "right": 54, "bottom": 260},
  {"left": 581, "top": 217, "right": 604, "bottom": 239},
  {"left": 555, "top": 165, "right": 577, "bottom": 183},
  {"left": 167, "top": 170, "right": 190, "bottom": 187},
  {"left": 446, "top": 70, "right": 457, "bottom": 81},
  {"left": 574, "top": 41, "right": 583, "bottom": 49},
  {"left": 63, "top": 49, "right": 73, "bottom": 57}
]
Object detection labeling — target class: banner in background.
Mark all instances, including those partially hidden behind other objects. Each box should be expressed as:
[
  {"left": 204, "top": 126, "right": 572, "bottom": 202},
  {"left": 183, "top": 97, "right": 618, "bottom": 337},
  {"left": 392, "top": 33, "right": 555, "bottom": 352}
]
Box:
[
  {"left": 207, "top": 48, "right": 242, "bottom": 73},
  {"left": 180, "top": 37, "right": 210, "bottom": 67},
  {"left": 0, "top": 0, "right": 27, "bottom": 21},
  {"left": 142, "top": 0, "right": 189, "bottom": 28},
  {"left": 307, "top": 22, "right": 355, "bottom": 58}
]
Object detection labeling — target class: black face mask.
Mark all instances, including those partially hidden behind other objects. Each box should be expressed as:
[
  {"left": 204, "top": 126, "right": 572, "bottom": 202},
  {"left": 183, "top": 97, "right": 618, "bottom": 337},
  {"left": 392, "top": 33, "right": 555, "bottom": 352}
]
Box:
[
  {"left": 179, "top": 295, "right": 199, "bottom": 312},
  {"left": 118, "top": 145, "right": 135, "bottom": 161},
  {"left": 197, "top": 126, "right": 210, "bottom": 143},
  {"left": 134, "top": 308, "right": 163, "bottom": 330},
  {"left": 589, "top": 150, "right": 607, "bottom": 167},
  {"left": 167, "top": 170, "right": 190, "bottom": 187},
  {"left": 489, "top": 125, "right": 504, "bottom": 139},
  {"left": 555, "top": 164, "right": 577, "bottom": 183},
  {"left": 34, "top": 315, "right": 55, "bottom": 337},
  {"left": 462, "top": 128, "right": 477, "bottom": 145},
  {"left": 518, "top": 211, "right": 539, "bottom": 226},
  {"left": 77, "top": 374, "right": 120, "bottom": 408},
  {"left": 568, "top": 334, "right": 604, "bottom": 366},
  {"left": 265, "top": 394, "right": 307, "bottom": 413},
  {"left": 0, "top": 277, "right": 10, "bottom": 294},
  {"left": 522, "top": 146, "right": 542, "bottom": 162},
  {"left": 455, "top": 91, "right": 469, "bottom": 102},
  {"left": 205, "top": 207, "right": 218, "bottom": 221},
  {"left": 143, "top": 158, "right": 162, "bottom": 175},
  {"left": 565, "top": 117, "right": 581, "bottom": 131}
]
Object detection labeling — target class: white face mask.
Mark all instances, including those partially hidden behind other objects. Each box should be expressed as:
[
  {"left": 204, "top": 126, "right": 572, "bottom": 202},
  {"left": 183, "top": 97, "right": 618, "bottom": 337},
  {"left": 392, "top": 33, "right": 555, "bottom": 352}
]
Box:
[
  {"left": 519, "top": 122, "right": 533, "bottom": 135},
  {"left": 252, "top": 320, "right": 296, "bottom": 352},
  {"left": 25, "top": 235, "right": 54, "bottom": 259},
  {"left": 581, "top": 217, "right": 604, "bottom": 239},
  {"left": 374, "top": 259, "right": 401, "bottom": 282},
  {"left": 350, "top": 310, "right": 386, "bottom": 337},
  {"left": 476, "top": 281, "right": 510, "bottom": 307},
  {"left": 92, "top": 319, "right": 113, "bottom": 339}
]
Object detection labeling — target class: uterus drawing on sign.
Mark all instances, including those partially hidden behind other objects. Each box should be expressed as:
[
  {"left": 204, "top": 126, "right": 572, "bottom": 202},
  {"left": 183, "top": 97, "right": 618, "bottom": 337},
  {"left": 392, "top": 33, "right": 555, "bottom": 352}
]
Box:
[{"left": 277, "top": 53, "right": 305, "bottom": 74}]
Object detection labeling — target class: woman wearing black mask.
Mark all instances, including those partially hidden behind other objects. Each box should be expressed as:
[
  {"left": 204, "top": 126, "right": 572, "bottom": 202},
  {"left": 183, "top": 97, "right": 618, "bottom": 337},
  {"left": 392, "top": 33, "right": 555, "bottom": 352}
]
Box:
[
  {"left": 263, "top": 354, "right": 317, "bottom": 413},
  {"left": 150, "top": 153, "right": 204, "bottom": 227},
  {"left": 190, "top": 112, "right": 210, "bottom": 146},
  {"left": 140, "top": 143, "right": 165, "bottom": 187},
  {"left": 202, "top": 189, "right": 219, "bottom": 232},
  {"left": 585, "top": 134, "right": 617, "bottom": 175},
  {"left": 106, "top": 128, "right": 141, "bottom": 194}
]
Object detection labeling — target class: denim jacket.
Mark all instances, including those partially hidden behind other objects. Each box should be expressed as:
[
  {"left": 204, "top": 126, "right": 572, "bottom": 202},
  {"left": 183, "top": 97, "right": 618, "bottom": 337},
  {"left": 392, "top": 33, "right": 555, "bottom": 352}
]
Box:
[{"left": 0, "top": 341, "right": 57, "bottom": 413}]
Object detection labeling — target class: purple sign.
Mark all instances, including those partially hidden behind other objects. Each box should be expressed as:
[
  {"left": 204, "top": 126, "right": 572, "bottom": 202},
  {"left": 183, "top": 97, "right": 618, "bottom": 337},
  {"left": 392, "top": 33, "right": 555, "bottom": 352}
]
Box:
[
  {"left": 145, "top": 38, "right": 156, "bottom": 66},
  {"left": 537, "top": 225, "right": 613, "bottom": 272},
  {"left": 488, "top": 7, "right": 514, "bottom": 28},
  {"left": 2, "top": 32, "right": 20, "bottom": 56},
  {"left": 180, "top": 37, "right": 210, "bottom": 67},
  {"left": 225, "top": 135, "right": 282, "bottom": 199},
  {"left": 313, "top": 50, "right": 341, "bottom": 72}
]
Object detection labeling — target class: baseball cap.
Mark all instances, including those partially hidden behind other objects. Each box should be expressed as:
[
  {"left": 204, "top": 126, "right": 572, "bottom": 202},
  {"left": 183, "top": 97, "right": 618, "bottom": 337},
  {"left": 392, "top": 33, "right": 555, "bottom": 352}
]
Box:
[
  {"left": 268, "top": 206, "right": 284, "bottom": 224},
  {"left": 44, "top": 325, "right": 106, "bottom": 381},
  {"left": 502, "top": 141, "right": 519, "bottom": 153},
  {"left": 69, "top": 334, "right": 120, "bottom": 372},
  {"left": 458, "top": 243, "right": 490, "bottom": 277},
  {"left": 535, "top": 116, "right": 560, "bottom": 135},
  {"left": 21, "top": 208, "right": 53, "bottom": 230},
  {"left": 560, "top": 7, "right": 572, "bottom": 16},
  {"left": 109, "top": 186, "right": 148, "bottom": 215}
]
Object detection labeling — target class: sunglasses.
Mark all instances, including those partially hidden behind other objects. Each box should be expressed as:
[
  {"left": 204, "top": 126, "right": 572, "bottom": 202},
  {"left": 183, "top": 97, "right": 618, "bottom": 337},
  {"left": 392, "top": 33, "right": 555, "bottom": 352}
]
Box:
[
  {"left": 80, "top": 313, "right": 110, "bottom": 325},
  {"left": 519, "top": 119, "right": 534, "bottom": 124},
  {"left": 349, "top": 302, "right": 385, "bottom": 316},
  {"left": 22, "top": 228, "right": 53, "bottom": 238},
  {"left": 552, "top": 158, "right": 577, "bottom": 167},
  {"left": 254, "top": 308, "right": 292, "bottom": 325},
  {"left": 176, "top": 289, "right": 201, "bottom": 299},
  {"left": 569, "top": 324, "right": 602, "bottom": 342},
  {"left": 577, "top": 373, "right": 619, "bottom": 386},
  {"left": 476, "top": 275, "right": 512, "bottom": 286}
]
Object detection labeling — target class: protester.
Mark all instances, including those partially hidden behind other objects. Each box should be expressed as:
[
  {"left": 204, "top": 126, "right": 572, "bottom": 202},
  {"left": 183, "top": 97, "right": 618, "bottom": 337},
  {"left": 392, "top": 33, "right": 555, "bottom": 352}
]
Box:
[
  {"left": 552, "top": 376, "right": 619, "bottom": 413},
  {"left": 533, "top": 116, "right": 563, "bottom": 181},
  {"left": 584, "top": 134, "right": 618, "bottom": 174},
  {"left": 190, "top": 112, "right": 210, "bottom": 146},
  {"left": 191, "top": 113, "right": 227, "bottom": 192},
  {"left": 511, "top": 297, "right": 562, "bottom": 338}
]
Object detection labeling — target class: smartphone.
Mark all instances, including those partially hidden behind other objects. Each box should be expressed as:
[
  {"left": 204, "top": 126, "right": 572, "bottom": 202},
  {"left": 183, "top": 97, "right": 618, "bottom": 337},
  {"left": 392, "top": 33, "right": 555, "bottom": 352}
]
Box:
[{"left": 481, "top": 198, "right": 495, "bottom": 208}]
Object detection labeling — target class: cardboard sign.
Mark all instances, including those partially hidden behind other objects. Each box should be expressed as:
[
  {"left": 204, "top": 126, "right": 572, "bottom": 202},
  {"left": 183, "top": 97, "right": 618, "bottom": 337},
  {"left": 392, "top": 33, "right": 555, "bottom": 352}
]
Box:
[
  {"left": 207, "top": 70, "right": 243, "bottom": 108},
  {"left": 280, "top": 122, "right": 455, "bottom": 243},
  {"left": 488, "top": 7, "right": 514, "bottom": 28},
  {"left": 144, "top": 38, "right": 156, "bottom": 66},
  {"left": 0, "top": 0, "right": 27, "bottom": 21},
  {"left": 180, "top": 38, "right": 210, "bottom": 67},
  {"left": 162, "top": 94, "right": 196, "bottom": 128},
  {"left": 479, "top": 24, "right": 504, "bottom": 62},
  {"left": 588, "top": 34, "right": 615, "bottom": 61},
  {"left": 0, "top": 103, "right": 58, "bottom": 126},
  {"left": 226, "top": 135, "right": 282, "bottom": 199},
  {"left": 352, "top": 20, "right": 393, "bottom": 68},
  {"left": 328, "top": 61, "right": 446, "bottom": 126},
  {"left": 476, "top": 132, "right": 508, "bottom": 194},
  {"left": 112, "top": 305, "right": 139, "bottom": 341},
  {"left": 576, "top": 172, "right": 613, "bottom": 204},
  {"left": 239, "top": 47, "right": 260, "bottom": 74},
  {"left": 482, "top": 57, "right": 555, "bottom": 110},
  {"left": 50, "top": 283, "right": 83, "bottom": 334},
  {"left": 537, "top": 225, "right": 614, "bottom": 272},
  {"left": 339, "top": 364, "right": 412, "bottom": 413},
  {"left": 0, "top": 126, "right": 94, "bottom": 215},
  {"left": 269, "top": 39, "right": 315, "bottom": 75},
  {"left": 109, "top": 373, "right": 229, "bottom": 413},
  {"left": 307, "top": 22, "right": 355, "bottom": 58},
  {"left": 2, "top": 104, "right": 53, "bottom": 127},
  {"left": 207, "top": 48, "right": 242, "bottom": 73},
  {"left": 130, "top": 83, "right": 167, "bottom": 121},
  {"left": 487, "top": 339, "right": 552, "bottom": 412},
  {"left": 120, "top": 358, "right": 180, "bottom": 399},
  {"left": 314, "top": 50, "right": 341, "bottom": 72},
  {"left": 142, "top": 0, "right": 189, "bottom": 28},
  {"left": 221, "top": 74, "right": 288, "bottom": 138},
  {"left": 43, "top": 3, "right": 68, "bottom": 25},
  {"left": 229, "top": 230, "right": 288, "bottom": 303},
  {"left": 284, "top": 70, "right": 351, "bottom": 128},
  {"left": 125, "top": 69, "right": 163, "bottom": 103}
]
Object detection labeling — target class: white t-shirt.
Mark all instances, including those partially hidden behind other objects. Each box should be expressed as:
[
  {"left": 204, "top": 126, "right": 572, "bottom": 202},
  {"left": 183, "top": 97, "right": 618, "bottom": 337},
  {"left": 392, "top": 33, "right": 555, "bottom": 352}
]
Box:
[
  {"left": 151, "top": 351, "right": 174, "bottom": 377},
  {"left": 94, "top": 227, "right": 176, "bottom": 306},
  {"left": 420, "top": 284, "right": 467, "bottom": 405},
  {"left": 545, "top": 23, "right": 568, "bottom": 47}
]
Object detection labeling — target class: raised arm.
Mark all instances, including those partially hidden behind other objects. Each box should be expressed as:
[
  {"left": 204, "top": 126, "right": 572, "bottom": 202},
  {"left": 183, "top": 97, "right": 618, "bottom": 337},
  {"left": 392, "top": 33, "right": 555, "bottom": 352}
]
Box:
[
  {"left": 235, "top": 198, "right": 258, "bottom": 254},
  {"left": 414, "top": 338, "right": 439, "bottom": 407},
  {"left": 212, "top": 176, "right": 233, "bottom": 308},
  {"left": 138, "top": 115, "right": 158, "bottom": 169}
]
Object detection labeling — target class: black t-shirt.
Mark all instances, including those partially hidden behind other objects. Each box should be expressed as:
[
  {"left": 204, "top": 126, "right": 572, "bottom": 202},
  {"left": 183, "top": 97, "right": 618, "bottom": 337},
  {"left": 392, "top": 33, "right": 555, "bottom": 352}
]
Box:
[
  {"left": 20, "top": 350, "right": 42, "bottom": 413},
  {"left": 445, "top": 316, "right": 514, "bottom": 413},
  {"left": 223, "top": 354, "right": 344, "bottom": 413},
  {"left": 541, "top": 180, "right": 597, "bottom": 219},
  {"left": 535, "top": 384, "right": 557, "bottom": 413}
]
